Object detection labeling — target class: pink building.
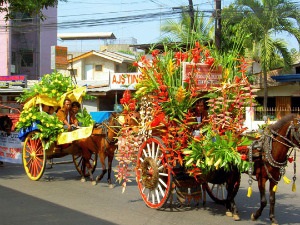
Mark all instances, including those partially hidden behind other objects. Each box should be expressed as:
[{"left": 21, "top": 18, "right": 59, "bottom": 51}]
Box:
[{"left": 0, "top": 6, "right": 57, "bottom": 79}]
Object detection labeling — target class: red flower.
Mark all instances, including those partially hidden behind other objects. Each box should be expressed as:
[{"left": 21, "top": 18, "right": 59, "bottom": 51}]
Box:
[
  {"left": 152, "top": 49, "right": 160, "bottom": 57},
  {"left": 205, "top": 57, "right": 214, "bottom": 66},
  {"left": 240, "top": 154, "right": 247, "bottom": 161}
]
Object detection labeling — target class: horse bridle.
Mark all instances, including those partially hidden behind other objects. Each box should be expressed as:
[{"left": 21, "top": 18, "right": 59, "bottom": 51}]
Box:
[{"left": 248, "top": 120, "right": 299, "bottom": 184}]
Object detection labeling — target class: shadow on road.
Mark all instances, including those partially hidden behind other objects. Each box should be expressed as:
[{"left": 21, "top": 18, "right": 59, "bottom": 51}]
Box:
[{"left": 0, "top": 185, "right": 118, "bottom": 225}]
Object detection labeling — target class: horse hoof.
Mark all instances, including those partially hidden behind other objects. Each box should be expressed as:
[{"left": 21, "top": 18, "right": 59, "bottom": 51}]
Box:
[
  {"left": 226, "top": 211, "right": 233, "bottom": 217},
  {"left": 92, "top": 181, "right": 97, "bottom": 186},
  {"left": 233, "top": 214, "right": 240, "bottom": 221},
  {"left": 81, "top": 178, "right": 86, "bottom": 183},
  {"left": 251, "top": 213, "right": 256, "bottom": 221}
]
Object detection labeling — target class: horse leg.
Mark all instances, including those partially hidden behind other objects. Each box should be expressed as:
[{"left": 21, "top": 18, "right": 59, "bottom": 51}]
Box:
[
  {"left": 269, "top": 183, "right": 278, "bottom": 225},
  {"left": 107, "top": 152, "right": 114, "bottom": 188},
  {"left": 225, "top": 171, "right": 240, "bottom": 221},
  {"left": 81, "top": 148, "right": 96, "bottom": 185},
  {"left": 251, "top": 178, "right": 267, "bottom": 221},
  {"left": 96, "top": 151, "right": 107, "bottom": 183}
]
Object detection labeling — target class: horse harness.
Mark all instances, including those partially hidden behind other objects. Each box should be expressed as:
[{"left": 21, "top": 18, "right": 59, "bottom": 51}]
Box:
[
  {"left": 90, "top": 117, "right": 120, "bottom": 153},
  {"left": 248, "top": 120, "right": 299, "bottom": 184}
]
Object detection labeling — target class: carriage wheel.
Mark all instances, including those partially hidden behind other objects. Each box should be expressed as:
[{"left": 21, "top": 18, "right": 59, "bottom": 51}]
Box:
[
  {"left": 72, "top": 150, "right": 98, "bottom": 177},
  {"left": 202, "top": 176, "right": 240, "bottom": 205},
  {"left": 22, "top": 131, "right": 46, "bottom": 181},
  {"left": 136, "top": 136, "right": 172, "bottom": 209}
]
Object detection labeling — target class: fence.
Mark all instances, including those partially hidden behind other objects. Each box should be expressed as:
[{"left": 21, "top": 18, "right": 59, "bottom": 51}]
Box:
[{"left": 253, "top": 107, "right": 300, "bottom": 121}]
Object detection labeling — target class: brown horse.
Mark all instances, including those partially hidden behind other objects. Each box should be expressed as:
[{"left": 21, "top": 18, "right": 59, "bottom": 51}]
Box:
[
  {"left": 248, "top": 114, "right": 299, "bottom": 225},
  {"left": 76, "top": 112, "right": 120, "bottom": 187},
  {"left": 0, "top": 115, "right": 13, "bottom": 134}
]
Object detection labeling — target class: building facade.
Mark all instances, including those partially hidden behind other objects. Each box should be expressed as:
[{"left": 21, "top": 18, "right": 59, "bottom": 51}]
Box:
[{"left": 0, "top": 6, "right": 57, "bottom": 79}]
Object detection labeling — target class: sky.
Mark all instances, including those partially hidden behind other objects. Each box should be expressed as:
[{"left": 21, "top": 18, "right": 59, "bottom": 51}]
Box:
[{"left": 57, "top": 0, "right": 299, "bottom": 52}]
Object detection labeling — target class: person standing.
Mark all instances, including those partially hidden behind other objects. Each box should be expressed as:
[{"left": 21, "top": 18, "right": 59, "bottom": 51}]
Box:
[{"left": 192, "top": 99, "right": 208, "bottom": 137}]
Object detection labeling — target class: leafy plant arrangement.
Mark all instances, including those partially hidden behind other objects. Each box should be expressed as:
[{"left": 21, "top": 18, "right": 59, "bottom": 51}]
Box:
[
  {"left": 34, "top": 112, "right": 65, "bottom": 150},
  {"left": 16, "top": 71, "right": 94, "bottom": 150},
  {"left": 16, "top": 72, "right": 74, "bottom": 103},
  {"left": 76, "top": 108, "right": 95, "bottom": 127},
  {"left": 184, "top": 57, "right": 256, "bottom": 174}
]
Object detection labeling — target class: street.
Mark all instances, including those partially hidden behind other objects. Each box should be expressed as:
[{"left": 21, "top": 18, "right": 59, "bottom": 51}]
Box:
[{"left": 1, "top": 154, "right": 300, "bottom": 225}]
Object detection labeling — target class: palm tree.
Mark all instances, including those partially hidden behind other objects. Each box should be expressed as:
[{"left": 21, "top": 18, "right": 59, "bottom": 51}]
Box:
[
  {"left": 160, "top": 10, "right": 214, "bottom": 45},
  {"left": 228, "top": 0, "right": 300, "bottom": 110}
]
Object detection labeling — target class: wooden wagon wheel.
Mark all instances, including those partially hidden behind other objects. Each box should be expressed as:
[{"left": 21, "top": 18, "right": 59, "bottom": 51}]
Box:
[
  {"left": 72, "top": 150, "right": 97, "bottom": 177},
  {"left": 136, "top": 136, "right": 172, "bottom": 209},
  {"left": 202, "top": 173, "right": 241, "bottom": 205},
  {"left": 22, "top": 131, "right": 46, "bottom": 181}
]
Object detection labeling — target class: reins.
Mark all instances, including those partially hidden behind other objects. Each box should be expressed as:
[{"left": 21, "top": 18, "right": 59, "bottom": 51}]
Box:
[{"left": 248, "top": 119, "right": 299, "bottom": 186}]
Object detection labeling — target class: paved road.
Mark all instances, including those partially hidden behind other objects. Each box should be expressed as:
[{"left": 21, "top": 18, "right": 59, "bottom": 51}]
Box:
[{"left": 1, "top": 154, "right": 300, "bottom": 225}]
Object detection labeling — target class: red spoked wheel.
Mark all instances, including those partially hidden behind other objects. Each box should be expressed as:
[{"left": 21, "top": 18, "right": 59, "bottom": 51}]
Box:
[
  {"left": 72, "top": 150, "right": 97, "bottom": 177},
  {"left": 136, "top": 136, "right": 172, "bottom": 209},
  {"left": 22, "top": 131, "right": 46, "bottom": 181}
]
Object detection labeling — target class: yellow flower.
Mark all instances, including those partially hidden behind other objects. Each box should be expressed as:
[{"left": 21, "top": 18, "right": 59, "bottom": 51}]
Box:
[
  {"left": 32, "top": 116, "right": 36, "bottom": 120},
  {"left": 42, "top": 87, "right": 48, "bottom": 92},
  {"left": 46, "top": 123, "right": 49, "bottom": 127},
  {"left": 175, "top": 86, "right": 186, "bottom": 102},
  {"left": 52, "top": 90, "right": 56, "bottom": 93},
  {"left": 167, "top": 59, "right": 174, "bottom": 76}
]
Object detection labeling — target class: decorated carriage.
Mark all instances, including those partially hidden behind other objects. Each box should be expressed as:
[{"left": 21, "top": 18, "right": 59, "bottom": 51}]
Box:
[
  {"left": 115, "top": 43, "right": 255, "bottom": 211},
  {"left": 115, "top": 42, "right": 300, "bottom": 224},
  {"left": 15, "top": 72, "right": 98, "bottom": 181}
]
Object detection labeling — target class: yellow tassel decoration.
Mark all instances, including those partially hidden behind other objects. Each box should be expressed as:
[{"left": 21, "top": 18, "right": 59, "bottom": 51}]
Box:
[
  {"left": 283, "top": 175, "right": 291, "bottom": 184},
  {"left": 273, "top": 185, "right": 277, "bottom": 192},
  {"left": 292, "top": 183, "right": 296, "bottom": 192},
  {"left": 247, "top": 186, "right": 252, "bottom": 198}
]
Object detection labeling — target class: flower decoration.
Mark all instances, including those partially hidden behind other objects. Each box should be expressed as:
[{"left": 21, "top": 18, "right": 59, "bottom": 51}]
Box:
[{"left": 116, "top": 41, "right": 256, "bottom": 189}]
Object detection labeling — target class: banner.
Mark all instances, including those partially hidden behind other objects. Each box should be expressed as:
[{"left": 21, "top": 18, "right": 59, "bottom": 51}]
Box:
[{"left": 0, "top": 131, "right": 22, "bottom": 164}]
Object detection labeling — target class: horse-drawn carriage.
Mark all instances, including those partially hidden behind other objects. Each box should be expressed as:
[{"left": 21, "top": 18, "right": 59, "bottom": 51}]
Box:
[
  {"left": 15, "top": 72, "right": 120, "bottom": 184},
  {"left": 115, "top": 43, "right": 299, "bottom": 225}
]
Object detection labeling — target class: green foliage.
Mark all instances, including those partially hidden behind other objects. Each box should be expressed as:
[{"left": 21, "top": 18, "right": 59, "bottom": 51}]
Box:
[
  {"left": 76, "top": 108, "right": 95, "bottom": 127},
  {"left": 16, "top": 71, "right": 74, "bottom": 103},
  {"left": 34, "top": 113, "right": 65, "bottom": 150},
  {"left": 16, "top": 106, "right": 64, "bottom": 150},
  {"left": 184, "top": 129, "right": 252, "bottom": 173},
  {"left": 0, "top": 0, "right": 66, "bottom": 20}
]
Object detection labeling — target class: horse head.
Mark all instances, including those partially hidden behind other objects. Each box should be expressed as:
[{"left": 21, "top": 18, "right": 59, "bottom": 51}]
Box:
[
  {"left": 124, "top": 111, "right": 140, "bottom": 126},
  {"left": 0, "top": 115, "right": 13, "bottom": 135}
]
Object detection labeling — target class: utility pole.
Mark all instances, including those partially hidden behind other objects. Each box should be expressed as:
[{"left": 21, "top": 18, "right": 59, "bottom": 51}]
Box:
[
  {"left": 215, "top": 0, "right": 221, "bottom": 50},
  {"left": 188, "top": 0, "right": 194, "bottom": 31}
]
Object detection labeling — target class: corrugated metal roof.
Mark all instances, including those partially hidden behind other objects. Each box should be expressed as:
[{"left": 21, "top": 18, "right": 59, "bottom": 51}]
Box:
[
  {"left": 69, "top": 50, "right": 135, "bottom": 64},
  {"left": 271, "top": 74, "right": 300, "bottom": 82},
  {"left": 58, "top": 32, "right": 116, "bottom": 40}
]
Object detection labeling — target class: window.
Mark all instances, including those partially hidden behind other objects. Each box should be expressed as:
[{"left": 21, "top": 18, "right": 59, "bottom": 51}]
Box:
[
  {"left": 115, "top": 64, "right": 120, "bottom": 72},
  {"left": 21, "top": 50, "right": 33, "bottom": 67},
  {"left": 95, "top": 65, "right": 103, "bottom": 71}
]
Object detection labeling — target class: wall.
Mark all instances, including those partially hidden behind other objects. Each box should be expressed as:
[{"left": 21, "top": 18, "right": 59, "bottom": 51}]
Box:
[
  {"left": 40, "top": 7, "right": 57, "bottom": 76},
  {"left": 0, "top": 6, "right": 10, "bottom": 75}
]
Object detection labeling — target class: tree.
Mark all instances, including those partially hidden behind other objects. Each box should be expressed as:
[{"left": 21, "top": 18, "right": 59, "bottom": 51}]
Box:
[
  {"left": 160, "top": 10, "right": 214, "bottom": 45},
  {"left": 0, "top": 0, "right": 66, "bottom": 20},
  {"left": 226, "top": 0, "right": 300, "bottom": 110}
]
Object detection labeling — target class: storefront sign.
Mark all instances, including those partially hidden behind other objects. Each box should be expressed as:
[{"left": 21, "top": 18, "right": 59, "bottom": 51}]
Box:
[
  {"left": 0, "top": 131, "right": 22, "bottom": 164},
  {"left": 110, "top": 72, "right": 142, "bottom": 90},
  {"left": 0, "top": 75, "right": 27, "bottom": 88},
  {"left": 182, "top": 63, "right": 222, "bottom": 90}
]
